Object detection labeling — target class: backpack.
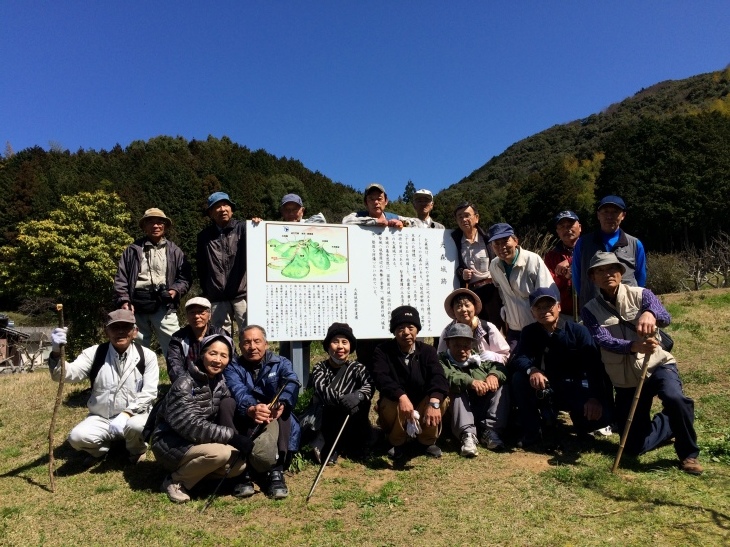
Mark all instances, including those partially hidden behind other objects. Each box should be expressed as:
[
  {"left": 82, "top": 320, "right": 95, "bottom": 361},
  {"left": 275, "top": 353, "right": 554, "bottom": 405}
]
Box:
[{"left": 89, "top": 341, "right": 146, "bottom": 387}]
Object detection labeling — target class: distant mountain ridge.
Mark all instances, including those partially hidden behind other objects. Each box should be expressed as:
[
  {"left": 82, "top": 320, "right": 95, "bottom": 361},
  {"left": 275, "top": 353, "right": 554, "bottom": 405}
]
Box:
[{"left": 433, "top": 67, "right": 730, "bottom": 250}]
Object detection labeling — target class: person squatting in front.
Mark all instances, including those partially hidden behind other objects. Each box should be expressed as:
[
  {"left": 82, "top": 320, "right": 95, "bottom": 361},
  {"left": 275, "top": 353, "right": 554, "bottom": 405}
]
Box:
[
  {"left": 222, "top": 325, "right": 300, "bottom": 499},
  {"left": 151, "top": 334, "right": 253, "bottom": 503},
  {"left": 438, "top": 323, "right": 509, "bottom": 457},
  {"left": 371, "top": 306, "right": 450, "bottom": 460},
  {"left": 308, "top": 323, "right": 374, "bottom": 465},
  {"left": 49, "top": 309, "right": 159, "bottom": 466},
  {"left": 511, "top": 287, "right": 610, "bottom": 450},
  {"left": 581, "top": 252, "right": 702, "bottom": 475}
]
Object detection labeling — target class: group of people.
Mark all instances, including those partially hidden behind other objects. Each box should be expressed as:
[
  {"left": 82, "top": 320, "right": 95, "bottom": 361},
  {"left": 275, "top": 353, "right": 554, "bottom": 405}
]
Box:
[{"left": 47, "top": 185, "right": 702, "bottom": 505}]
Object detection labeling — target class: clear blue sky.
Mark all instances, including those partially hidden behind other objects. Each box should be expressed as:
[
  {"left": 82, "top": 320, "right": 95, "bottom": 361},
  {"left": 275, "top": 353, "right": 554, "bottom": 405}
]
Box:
[{"left": 2, "top": 2, "right": 729, "bottom": 200}]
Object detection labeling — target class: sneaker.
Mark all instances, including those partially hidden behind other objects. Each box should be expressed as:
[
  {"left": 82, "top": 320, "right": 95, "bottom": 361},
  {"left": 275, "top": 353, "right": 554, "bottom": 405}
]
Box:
[
  {"left": 128, "top": 451, "right": 147, "bottom": 464},
  {"left": 327, "top": 451, "right": 339, "bottom": 466},
  {"left": 680, "top": 457, "right": 704, "bottom": 475},
  {"left": 162, "top": 475, "right": 190, "bottom": 503},
  {"left": 424, "top": 444, "right": 442, "bottom": 458},
  {"left": 591, "top": 425, "right": 613, "bottom": 437},
  {"left": 480, "top": 430, "right": 505, "bottom": 452},
  {"left": 460, "top": 433, "right": 478, "bottom": 458},
  {"left": 387, "top": 445, "right": 404, "bottom": 460},
  {"left": 265, "top": 470, "right": 289, "bottom": 499},
  {"left": 81, "top": 453, "right": 106, "bottom": 468},
  {"left": 233, "top": 477, "right": 256, "bottom": 498}
]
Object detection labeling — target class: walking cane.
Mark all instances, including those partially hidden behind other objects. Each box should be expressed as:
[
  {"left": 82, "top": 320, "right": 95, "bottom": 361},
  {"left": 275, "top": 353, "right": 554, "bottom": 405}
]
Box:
[
  {"left": 48, "top": 304, "right": 65, "bottom": 492},
  {"left": 306, "top": 414, "right": 350, "bottom": 503},
  {"left": 611, "top": 330, "right": 656, "bottom": 473},
  {"left": 201, "top": 377, "right": 301, "bottom": 512}
]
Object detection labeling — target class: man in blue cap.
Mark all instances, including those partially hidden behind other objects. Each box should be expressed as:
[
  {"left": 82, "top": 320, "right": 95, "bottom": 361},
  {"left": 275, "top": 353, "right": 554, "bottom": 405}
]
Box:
[
  {"left": 196, "top": 192, "right": 260, "bottom": 334},
  {"left": 511, "top": 287, "right": 610, "bottom": 449},
  {"left": 572, "top": 195, "right": 646, "bottom": 311},
  {"left": 280, "top": 193, "right": 326, "bottom": 223},
  {"left": 487, "top": 222, "right": 556, "bottom": 349},
  {"left": 544, "top": 210, "right": 581, "bottom": 323}
]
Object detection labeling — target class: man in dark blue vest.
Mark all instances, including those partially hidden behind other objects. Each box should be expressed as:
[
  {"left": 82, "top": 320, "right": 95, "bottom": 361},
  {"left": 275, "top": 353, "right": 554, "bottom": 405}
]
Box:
[{"left": 572, "top": 195, "right": 646, "bottom": 311}]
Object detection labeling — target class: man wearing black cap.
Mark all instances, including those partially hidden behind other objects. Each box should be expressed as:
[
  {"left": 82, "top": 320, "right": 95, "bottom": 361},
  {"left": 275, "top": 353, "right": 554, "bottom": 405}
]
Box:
[
  {"left": 48, "top": 309, "right": 159, "bottom": 465},
  {"left": 114, "top": 208, "right": 191, "bottom": 356},
  {"left": 511, "top": 288, "right": 608, "bottom": 449},
  {"left": 196, "top": 192, "right": 261, "bottom": 334},
  {"left": 572, "top": 195, "right": 647, "bottom": 310},
  {"left": 371, "top": 306, "right": 450, "bottom": 459},
  {"left": 544, "top": 210, "right": 581, "bottom": 323}
]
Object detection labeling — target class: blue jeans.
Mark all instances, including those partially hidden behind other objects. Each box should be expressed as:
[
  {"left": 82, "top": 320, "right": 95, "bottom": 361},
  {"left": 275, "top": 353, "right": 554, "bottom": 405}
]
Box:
[{"left": 614, "top": 363, "right": 698, "bottom": 460}]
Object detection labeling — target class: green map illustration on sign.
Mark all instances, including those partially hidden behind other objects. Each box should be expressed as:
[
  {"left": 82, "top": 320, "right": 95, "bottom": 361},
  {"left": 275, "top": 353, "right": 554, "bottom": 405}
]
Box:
[{"left": 267, "top": 238, "right": 348, "bottom": 279}]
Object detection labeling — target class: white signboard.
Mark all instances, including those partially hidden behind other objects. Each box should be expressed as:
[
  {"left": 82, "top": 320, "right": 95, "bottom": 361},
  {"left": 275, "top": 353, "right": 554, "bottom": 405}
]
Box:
[{"left": 246, "top": 221, "right": 460, "bottom": 341}]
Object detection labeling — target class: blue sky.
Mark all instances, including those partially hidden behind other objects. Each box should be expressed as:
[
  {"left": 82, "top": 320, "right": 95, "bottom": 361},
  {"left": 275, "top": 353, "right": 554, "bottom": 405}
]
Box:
[{"left": 2, "top": 2, "right": 729, "bottom": 200}]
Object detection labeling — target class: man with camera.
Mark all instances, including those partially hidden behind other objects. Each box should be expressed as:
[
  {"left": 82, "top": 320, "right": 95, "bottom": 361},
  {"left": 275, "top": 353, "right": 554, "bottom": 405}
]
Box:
[
  {"left": 114, "top": 208, "right": 192, "bottom": 356},
  {"left": 511, "top": 287, "right": 609, "bottom": 449}
]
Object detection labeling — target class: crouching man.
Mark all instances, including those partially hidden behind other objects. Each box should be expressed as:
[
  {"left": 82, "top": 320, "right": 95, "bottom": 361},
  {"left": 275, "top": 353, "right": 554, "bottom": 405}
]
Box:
[
  {"left": 439, "top": 323, "right": 508, "bottom": 457},
  {"left": 223, "top": 325, "right": 300, "bottom": 499},
  {"left": 49, "top": 309, "right": 159, "bottom": 465},
  {"left": 582, "top": 252, "right": 702, "bottom": 475}
]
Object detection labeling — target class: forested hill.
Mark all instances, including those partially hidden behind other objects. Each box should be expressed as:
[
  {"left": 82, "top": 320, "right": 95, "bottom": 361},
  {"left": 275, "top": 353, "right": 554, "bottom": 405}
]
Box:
[
  {"left": 432, "top": 68, "right": 730, "bottom": 251},
  {"left": 0, "top": 136, "right": 365, "bottom": 257}
]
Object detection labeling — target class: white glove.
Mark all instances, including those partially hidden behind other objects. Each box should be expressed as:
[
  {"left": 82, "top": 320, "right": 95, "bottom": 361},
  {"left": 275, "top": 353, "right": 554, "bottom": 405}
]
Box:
[
  {"left": 51, "top": 327, "right": 68, "bottom": 353},
  {"left": 406, "top": 410, "right": 422, "bottom": 438},
  {"left": 109, "top": 413, "right": 129, "bottom": 437}
]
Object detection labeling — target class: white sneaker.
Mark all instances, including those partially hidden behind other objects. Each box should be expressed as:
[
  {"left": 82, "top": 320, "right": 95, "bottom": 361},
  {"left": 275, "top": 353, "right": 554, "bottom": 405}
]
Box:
[
  {"left": 460, "top": 433, "right": 479, "bottom": 458},
  {"left": 592, "top": 425, "right": 613, "bottom": 437},
  {"left": 162, "top": 475, "right": 190, "bottom": 503}
]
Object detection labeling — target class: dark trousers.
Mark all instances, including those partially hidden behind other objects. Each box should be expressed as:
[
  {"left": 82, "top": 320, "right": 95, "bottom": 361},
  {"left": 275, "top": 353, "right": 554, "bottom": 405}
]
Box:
[
  {"left": 512, "top": 371, "right": 610, "bottom": 437},
  {"left": 320, "top": 400, "right": 372, "bottom": 457},
  {"left": 614, "top": 364, "right": 698, "bottom": 460}
]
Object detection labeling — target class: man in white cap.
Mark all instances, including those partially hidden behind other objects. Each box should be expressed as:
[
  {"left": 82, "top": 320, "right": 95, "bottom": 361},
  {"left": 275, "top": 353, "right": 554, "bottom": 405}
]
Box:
[
  {"left": 280, "top": 193, "right": 326, "bottom": 223},
  {"left": 166, "top": 296, "right": 231, "bottom": 383},
  {"left": 410, "top": 189, "right": 444, "bottom": 229},
  {"left": 49, "top": 309, "right": 159, "bottom": 465},
  {"left": 196, "top": 192, "right": 260, "bottom": 334},
  {"left": 114, "top": 208, "right": 191, "bottom": 356}
]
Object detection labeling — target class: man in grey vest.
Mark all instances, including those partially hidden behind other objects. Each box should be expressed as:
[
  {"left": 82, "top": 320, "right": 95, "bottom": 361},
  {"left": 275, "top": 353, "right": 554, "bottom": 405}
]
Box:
[{"left": 572, "top": 195, "right": 646, "bottom": 311}]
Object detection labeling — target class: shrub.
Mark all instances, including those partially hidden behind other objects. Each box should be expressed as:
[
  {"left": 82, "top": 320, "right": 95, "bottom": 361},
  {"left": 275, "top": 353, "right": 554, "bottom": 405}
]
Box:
[{"left": 646, "top": 252, "right": 687, "bottom": 295}]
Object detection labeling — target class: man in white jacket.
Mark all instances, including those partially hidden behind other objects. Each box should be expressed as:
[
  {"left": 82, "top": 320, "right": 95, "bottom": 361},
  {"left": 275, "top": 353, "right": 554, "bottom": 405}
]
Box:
[
  {"left": 488, "top": 223, "right": 557, "bottom": 350},
  {"left": 49, "top": 309, "right": 159, "bottom": 465}
]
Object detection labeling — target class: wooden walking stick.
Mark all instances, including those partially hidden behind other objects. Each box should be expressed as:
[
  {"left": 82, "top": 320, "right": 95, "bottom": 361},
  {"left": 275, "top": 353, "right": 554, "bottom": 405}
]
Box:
[
  {"left": 48, "top": 304, "right": 66, "bottom": 492},
  {"left": 611, "top": 330, "right": 656, "bottom": 474}
]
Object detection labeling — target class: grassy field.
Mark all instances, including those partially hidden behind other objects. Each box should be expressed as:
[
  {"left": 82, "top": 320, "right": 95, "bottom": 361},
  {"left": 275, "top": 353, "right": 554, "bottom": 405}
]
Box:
[{"left": 1, "top": 290, "right": 729, "bottom": 546}]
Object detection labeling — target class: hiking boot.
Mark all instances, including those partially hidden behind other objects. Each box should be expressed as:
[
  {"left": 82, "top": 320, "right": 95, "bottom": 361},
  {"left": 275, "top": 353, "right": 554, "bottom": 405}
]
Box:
[
  {"left": 162, "top": 475, "right": 190, "bottom": 503},
  {"left": 312, "top": 446, "right": 323, "bottom": 465},
  {"left": 81, "top": 453, "right": 106, "bottom": 468},
  {"left": 480, "top": 429, "right": 505, "bottom": 452},
  {"left": 266, "top": 470, "right": 289, "bottom": 499},
  {"left": 387, "top": 445, "right": 405, "bottom": 460},
  {"left": 424, "top": 444, "right": 442, "bottom": 458},
  {"left": 327, "top": 451, "right": 339, "bottom": 466},
  {"left": 680, "top": 457, "right": 704, "bottom": 475},
  {"left": 460, "top": 433, "right": 478, "bottom": 458},
  {"left": 128, "top": 451, "right": 147, "bottom": 465},
  {"left": 517, "top": 433, "right": 542, "bottom": 450}
]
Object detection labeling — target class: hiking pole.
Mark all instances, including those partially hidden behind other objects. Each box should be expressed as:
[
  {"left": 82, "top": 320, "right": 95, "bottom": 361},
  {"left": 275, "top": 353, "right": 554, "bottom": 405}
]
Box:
[
  {"left": 201, "top": 377, "right": 301, "bottom": 512},
  {"left": 48, "top": 304, "right": 65, "bottom": 492},
  {"left": 306, "top": 413, "right": 349, "bottom": 503},
  {"left": 572, "top": 287, "right": 579, "bottom": 323},
  {"left": 611, "top": 330, "right": 656, "bottom": 473}
]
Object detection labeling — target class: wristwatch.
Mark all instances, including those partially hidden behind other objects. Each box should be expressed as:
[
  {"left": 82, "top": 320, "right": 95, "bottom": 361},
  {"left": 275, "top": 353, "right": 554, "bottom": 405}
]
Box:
[{"left": 428, "top": 401, "right": 440, "bottom": 409}]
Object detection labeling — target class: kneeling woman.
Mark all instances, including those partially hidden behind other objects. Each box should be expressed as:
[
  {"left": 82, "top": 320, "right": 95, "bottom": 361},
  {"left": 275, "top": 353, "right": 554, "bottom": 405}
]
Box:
[
  {"left": 152, "top": 334, "right": 253, "bottom": 503},
  {"left": 309, "top": 323, "right": 374, "bottom": 464}
]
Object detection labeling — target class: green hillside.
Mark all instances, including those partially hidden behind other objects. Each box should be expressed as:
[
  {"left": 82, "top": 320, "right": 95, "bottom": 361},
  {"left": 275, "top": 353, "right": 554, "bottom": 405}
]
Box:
[{"left": 432, "top": 68, "right": 730, "bottom": 250}]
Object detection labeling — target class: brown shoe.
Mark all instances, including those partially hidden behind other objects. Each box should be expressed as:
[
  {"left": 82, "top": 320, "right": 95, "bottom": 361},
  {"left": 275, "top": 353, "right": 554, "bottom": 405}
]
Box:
[{"left": 680, "top": 457, "right": 703, "bottom": 475}]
